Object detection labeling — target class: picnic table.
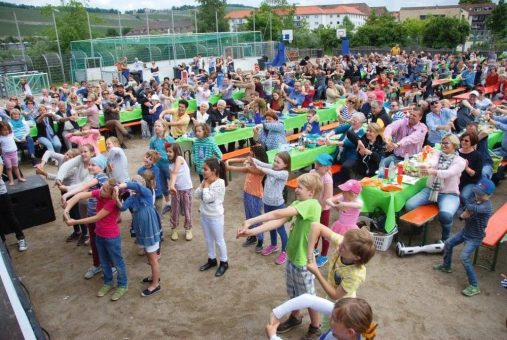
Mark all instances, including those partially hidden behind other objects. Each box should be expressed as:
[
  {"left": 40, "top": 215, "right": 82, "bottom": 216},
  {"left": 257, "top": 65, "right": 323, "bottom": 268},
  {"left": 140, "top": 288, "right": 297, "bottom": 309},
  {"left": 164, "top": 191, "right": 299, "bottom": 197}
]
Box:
[
  {"left": 267, "top": 144, "right": 337, "bottom": 172},
  {"left": 360, "top": 177, "right": 428, "bottom": 233},
  {"left": 209, "top": 90, "right": 246, "bottom": 105},
  {"left": 488, "top": 130, "right": 504, "bottom": 149},
  {"left": 29, "top": 108, "right": 142, "bottom": 137},
  {"left": 432, "top": 78, "right": 452, "bottom": 87},
  {"left": 281, "top": 102, "right": 340, "bottom": 131}
]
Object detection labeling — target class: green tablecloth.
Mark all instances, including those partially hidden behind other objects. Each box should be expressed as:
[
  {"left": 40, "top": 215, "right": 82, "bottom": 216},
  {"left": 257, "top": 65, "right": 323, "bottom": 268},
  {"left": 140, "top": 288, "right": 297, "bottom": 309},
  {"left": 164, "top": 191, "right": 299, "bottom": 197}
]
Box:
[
  {"left": 488, "top": 130, "right": 504, "bottom": 149},
  {"left": 178, "top": 127, "right": 254, "bottom": 146},
  {"left": 267, "top": 145, "right": 337, "bottom": 171},
  {"left": 360, "top": 177, "right": 428, "bottom": 233},
  {"left": 208, "top": 90, "right": 246, "bottom": 105},
  {"left": 282, "top": 105, "right": 338, "bottom": 131},
  {"left": 29, "top": 108, "right": 142, "bottom": 137}
]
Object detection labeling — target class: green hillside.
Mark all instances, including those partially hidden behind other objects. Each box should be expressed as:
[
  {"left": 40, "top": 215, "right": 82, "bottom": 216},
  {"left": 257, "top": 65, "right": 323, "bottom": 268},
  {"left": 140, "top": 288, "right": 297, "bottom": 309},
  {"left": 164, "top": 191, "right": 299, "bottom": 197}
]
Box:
[{"left": 0, "top": 5, "right": 254, "bottom": 38}]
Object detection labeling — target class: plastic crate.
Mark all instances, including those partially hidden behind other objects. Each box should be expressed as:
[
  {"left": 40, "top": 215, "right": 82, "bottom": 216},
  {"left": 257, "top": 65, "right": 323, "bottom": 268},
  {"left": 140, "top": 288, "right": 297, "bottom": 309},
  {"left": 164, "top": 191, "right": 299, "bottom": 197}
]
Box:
[{"left": 371, "top": 228, "right": 398, "bottom": 251}]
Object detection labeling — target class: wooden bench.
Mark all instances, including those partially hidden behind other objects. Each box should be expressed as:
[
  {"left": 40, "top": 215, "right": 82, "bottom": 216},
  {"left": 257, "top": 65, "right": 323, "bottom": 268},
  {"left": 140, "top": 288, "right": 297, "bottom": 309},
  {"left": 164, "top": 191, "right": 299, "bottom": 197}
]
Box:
[
  {"left": 478, "top": 84, "right": 499, "bottom": 97},
  {"left": 99, "top": 120, "right": 142, "bottom": 133},
  {"left": 399, "top": 204, "right": 439, "bottom": 246},
  {"left": 473, "top": 202, "right": 507, "bottom": 271},
  {"left": 443, "top": 87, "right": 466, "bottom": 98},
  {"left": 222, "top": 147, "right": 251, "bottom": 180}
]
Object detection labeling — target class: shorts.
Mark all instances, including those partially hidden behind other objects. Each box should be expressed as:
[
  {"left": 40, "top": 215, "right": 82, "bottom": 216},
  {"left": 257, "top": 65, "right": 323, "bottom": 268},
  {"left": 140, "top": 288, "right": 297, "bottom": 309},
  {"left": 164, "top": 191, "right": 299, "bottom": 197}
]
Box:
[
  {"left": 2, "top": 150, "right": 18, "bottom": 168},
  {"left": 145, "top": 242, "right": 160, "bottom": 254},
  {"left": 286, "top": 261, "right": 315, "bottom": 299}
]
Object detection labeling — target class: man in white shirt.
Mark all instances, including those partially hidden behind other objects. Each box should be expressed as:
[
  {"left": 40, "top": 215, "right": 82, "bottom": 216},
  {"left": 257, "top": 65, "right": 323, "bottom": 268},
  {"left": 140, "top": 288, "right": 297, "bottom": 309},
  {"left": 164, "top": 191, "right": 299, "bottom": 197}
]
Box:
[{"left": 131, "top": 58, "right": 144, "bottom": 83}]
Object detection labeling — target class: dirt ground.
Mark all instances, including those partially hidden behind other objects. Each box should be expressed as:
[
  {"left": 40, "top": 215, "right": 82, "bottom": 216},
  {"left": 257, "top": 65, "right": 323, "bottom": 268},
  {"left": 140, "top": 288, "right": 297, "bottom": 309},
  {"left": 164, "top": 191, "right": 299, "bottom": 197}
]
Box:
[{"left": 5, "top": 136, "right": 507, "bottom": 340}]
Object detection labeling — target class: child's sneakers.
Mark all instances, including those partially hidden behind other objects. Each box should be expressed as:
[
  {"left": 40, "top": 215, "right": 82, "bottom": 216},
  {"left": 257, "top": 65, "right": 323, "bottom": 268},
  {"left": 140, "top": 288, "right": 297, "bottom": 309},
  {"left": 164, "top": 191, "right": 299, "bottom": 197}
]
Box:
[
  {"left": 316, "top": 255, "right": 328, "bottom": 268},
  {"left": 462, "top": 285, "right": 480, "bottom": 297},
  {"left": 17, "top": 239, "right": 27, "bottom": 252},
  {"left": 111, "top": 287, "right": 128, "bottom": 301},
  {"left": 277, "top": 314, "right": 303, "bottom": 334},
  {"left": 255, "top": 240, "right": 264, "bottom": 253},
  {"left": 433, "top": 263, "right": 452, "bottom": 273},
  {"left": 185, "top": 230, "right": 193, "bottom": 241},
  {"left": 301, "top": 324, "right": 321, "bottom": 340},
  {"left": 313, "top": 248, "right": 320, "bottom": 257},
  {"left": 275, "top": 251, "right": 287, "bottom": 265},
  {"left": 261, "top": 245, "right": 279, "bottom": 256},
  {"left": 84, "top": 265, "right": 102, "bottom": 279},
  {"left": 242, "top": 235, "right": 257, "bottom": 247},
  {"left": 97, "top": 284, "right": 113, "bottom": 297}
]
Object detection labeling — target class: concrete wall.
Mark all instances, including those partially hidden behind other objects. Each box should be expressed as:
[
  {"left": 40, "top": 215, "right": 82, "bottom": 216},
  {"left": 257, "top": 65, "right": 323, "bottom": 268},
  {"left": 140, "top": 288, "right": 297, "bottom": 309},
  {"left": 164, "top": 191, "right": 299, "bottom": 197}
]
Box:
[{"left": 399, "top": 7, "right": 468, "bottom": 22}]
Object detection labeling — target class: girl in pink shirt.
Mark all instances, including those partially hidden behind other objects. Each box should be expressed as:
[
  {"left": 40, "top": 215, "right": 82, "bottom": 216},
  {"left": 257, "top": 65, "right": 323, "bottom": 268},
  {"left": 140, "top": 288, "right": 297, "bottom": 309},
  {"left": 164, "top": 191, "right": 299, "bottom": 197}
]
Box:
[
  {"left": 63, "top": 178, "right": 128, "bottom": 301},
  {"left": 329, "top": 179, "right": 363, "bottom": 235},
  {"left": 66, "top": 123, "right": 101, "bottom": 155}
]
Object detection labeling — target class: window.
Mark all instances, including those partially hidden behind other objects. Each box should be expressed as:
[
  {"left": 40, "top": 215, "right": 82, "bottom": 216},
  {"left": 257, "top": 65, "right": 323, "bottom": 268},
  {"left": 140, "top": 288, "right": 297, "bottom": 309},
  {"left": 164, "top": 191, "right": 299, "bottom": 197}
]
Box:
[
  {"left": 315, "top": 22, "right": 319, "bottom": 26},
  {"left": 315, "top": 15, "right": 318, "bottom": 18}
]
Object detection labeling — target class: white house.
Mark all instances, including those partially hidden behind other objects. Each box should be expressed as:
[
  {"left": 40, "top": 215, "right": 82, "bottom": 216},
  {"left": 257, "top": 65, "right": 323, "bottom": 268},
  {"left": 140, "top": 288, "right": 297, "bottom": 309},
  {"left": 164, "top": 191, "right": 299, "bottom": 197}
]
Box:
[
  {"left": 225, "top": 5, "right": 367, "bottom": 32},
  {"left": 292, "top": 5, "right": 367, "bottom": 30}
]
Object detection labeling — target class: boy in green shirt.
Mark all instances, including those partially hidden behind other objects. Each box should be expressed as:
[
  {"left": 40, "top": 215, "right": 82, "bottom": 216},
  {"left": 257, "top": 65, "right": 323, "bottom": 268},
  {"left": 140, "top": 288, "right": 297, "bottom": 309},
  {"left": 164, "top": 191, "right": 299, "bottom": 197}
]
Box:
[{"left": 238, "top": 173, "right": 323, "bottom": 339}]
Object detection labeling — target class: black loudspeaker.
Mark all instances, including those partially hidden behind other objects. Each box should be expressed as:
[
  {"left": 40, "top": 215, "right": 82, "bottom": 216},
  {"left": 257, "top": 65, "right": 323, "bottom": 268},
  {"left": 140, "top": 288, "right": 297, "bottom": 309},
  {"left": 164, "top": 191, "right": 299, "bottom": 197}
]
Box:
[{"left": 3, "top": 175, "right": 55, "bottom": 233}]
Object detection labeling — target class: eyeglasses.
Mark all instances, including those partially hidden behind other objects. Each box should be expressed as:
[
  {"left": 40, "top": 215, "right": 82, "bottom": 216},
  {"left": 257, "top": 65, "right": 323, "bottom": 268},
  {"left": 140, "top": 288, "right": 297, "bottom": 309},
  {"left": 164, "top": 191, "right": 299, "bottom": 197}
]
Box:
[
  {"left": 461, "top": 139, "right": 470, "bottom": 143},
  {"left": 430, "top": 101, "right": 439, "bottom": 106},
  {"left": 441, "top": 142, "right": 451, "bottom": 145}
]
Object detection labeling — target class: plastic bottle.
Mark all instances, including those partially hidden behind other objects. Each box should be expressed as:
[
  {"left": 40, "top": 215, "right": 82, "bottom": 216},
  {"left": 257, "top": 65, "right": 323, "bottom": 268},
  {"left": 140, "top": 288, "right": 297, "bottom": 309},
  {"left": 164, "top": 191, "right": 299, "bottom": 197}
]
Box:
[
  {"left": 388, "top": 162, "right": 396, "bottom": 183},
  {"left": 298, "top": 135, "right": 304, "bottom": 147},
  {"left": 403, "top": 154, "right": 409, "bottom": 169}
]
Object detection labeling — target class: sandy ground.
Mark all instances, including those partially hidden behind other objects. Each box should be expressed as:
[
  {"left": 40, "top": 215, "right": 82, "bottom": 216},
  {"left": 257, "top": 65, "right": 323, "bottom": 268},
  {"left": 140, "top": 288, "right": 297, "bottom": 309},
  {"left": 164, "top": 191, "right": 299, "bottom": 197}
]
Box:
[{"left": 4, "top": 136, "right": 507, "bottom": 340}]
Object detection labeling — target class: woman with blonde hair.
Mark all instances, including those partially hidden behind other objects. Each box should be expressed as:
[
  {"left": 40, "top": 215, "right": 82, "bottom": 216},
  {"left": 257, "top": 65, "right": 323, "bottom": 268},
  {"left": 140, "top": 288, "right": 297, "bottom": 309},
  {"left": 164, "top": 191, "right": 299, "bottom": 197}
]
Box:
[{"left": 405, "top": 133, "right": 466, "bottom": 241}]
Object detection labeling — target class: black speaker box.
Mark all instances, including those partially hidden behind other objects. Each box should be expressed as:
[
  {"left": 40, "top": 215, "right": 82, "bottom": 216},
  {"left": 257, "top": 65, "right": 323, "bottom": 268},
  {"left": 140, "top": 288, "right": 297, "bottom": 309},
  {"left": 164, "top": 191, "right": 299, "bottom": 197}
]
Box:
[{"left": 2, "top": 175, "right": 55, "bottom": 234}]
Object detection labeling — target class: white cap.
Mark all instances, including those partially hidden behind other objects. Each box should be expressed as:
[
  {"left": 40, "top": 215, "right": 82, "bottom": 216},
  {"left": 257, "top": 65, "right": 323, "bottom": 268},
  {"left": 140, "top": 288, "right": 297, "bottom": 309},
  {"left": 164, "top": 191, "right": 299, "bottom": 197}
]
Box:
[
  {"left": 469, "top": 90, "right": 479, "bottom": 97},
  {"left": 151, "top": 94, "right": 160, "bottom": 102}
]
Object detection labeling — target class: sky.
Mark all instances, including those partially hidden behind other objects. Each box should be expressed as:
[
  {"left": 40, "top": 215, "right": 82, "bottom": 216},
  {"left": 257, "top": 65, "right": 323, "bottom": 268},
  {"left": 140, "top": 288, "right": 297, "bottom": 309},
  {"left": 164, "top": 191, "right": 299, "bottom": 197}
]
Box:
[{"left": 11, "top": 0, "right": 471, "bottom": 13}]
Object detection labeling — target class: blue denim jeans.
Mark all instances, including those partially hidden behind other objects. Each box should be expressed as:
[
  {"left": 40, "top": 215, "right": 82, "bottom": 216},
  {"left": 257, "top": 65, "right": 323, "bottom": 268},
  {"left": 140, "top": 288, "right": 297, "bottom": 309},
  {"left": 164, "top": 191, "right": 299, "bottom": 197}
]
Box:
[
  {"left": 264, "top": 203, "right": 288, "bottom": 251},
  {"left": 158, "top": 162, "right": 170, "bottom": 197},
  {"left": 378, "top": 154, "right": 403, "bottom": 178},
  {"left": 244, "top": 192, "right": 263, "bottom": 241},
  {"left": 15, "top": 136, "right": 35, "bottom": 157},
  {"left": 405, "top": 188, "right": 460, "bottom": 241},
  {"left": 95, "top": 235, "right": 128, "bottom": 288},
  {"left": 442, "top": 229, "right": 482, "bottom": 287},
  {"left": 482, "top": 164, "right": 493, "bottom": 180},
  {"left": 460, "top": 183, "right": 475, "bottom": 204},
  {"left": 38, "top": 135, "right": 62, "bottom": 153}
]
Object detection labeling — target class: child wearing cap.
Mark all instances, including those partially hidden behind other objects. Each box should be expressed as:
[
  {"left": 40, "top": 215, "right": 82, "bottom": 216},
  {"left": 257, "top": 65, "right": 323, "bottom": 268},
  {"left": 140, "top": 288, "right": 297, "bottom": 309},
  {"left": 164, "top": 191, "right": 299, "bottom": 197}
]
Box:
[
  {"left": 310, "top": 154, "right": 334, "bottom": 268},
  {"left": 433, "top": 178, "right": 495, "bottom": 297},
  {"left": 328, "top": 179, "right": 363, "bottom": 235}
]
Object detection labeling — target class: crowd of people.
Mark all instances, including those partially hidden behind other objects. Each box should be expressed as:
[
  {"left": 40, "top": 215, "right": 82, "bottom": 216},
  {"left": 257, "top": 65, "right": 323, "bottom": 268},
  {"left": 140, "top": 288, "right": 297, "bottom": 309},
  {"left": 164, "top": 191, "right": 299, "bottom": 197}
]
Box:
[{"left": 1, "top": 49, "right": 507, "bottom": 339}]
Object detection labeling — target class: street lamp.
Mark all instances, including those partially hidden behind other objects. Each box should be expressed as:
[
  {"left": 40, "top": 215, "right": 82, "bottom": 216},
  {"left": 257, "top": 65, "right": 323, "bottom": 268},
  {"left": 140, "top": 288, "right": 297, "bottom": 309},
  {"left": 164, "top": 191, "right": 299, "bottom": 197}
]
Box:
[{"left": 51, "top": 8, "right": 66, "bottom": 82}]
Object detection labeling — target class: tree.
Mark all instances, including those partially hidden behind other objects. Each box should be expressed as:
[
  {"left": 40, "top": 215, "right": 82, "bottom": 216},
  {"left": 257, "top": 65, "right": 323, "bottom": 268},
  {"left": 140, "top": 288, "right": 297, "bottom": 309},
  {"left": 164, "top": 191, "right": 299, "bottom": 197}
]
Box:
[
  {"left": 402, "top": 18, "right": 426, "bottom": 46},
  {"left": 422, "top": 16, "right": 470, "bottom": 49},
  {"left": 41, "top": 0, "right": 102, "bottom": 53},
  {"left": 313, "top": 26, "right": 340, "bottom": 51},
  {"left": 106, "top": 28, "right": 118, "bottom": 37},
  {"left": 241, "top": 0, "right": 295, "bottom": 41},
  {"left": 486, "top": 0, "right": 507, "bottom": 39},
  {"left": 196, "top": 0, "right": 228, "bottom": 33},
  {"left": 340, "top": 16, "right": 355, "bottom": 34},
  {"left": 350, "top": 13, "right": 407, "bottom": 47}
]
